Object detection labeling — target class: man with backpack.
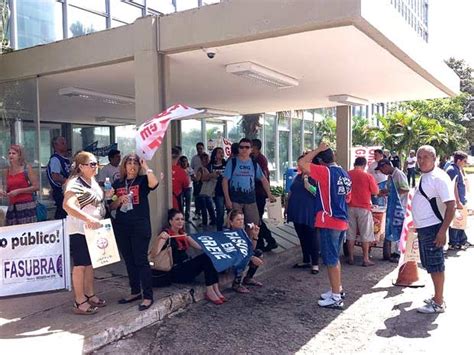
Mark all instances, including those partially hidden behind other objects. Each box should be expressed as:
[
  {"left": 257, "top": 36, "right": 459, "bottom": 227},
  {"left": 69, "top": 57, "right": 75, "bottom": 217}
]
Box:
[{"left": 223, "top": 138, "right": 276, "bottom": 228}]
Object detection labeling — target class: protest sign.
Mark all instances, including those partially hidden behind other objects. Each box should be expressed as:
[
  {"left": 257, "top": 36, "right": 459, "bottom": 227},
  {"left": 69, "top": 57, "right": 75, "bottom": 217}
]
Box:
[
  {"left": 352, "top": 146, "right": 382, "bottom": 167},
  {"left": 136, "top": 104, "right": 203, "bottom": 160},
  {"left": 398, "top": 190, "right": 419, "bottom": 266},
  {"left": 84, "top": 219, "right": 121, "bottom": 269},
  {"left": 222, "top": 138, "right": 232, "bottom": 158},
  {"left": 266, "top": 196, "right": 284, "bottom": 225},
  {"left": 451, "top": 207, "right": 468, "bottom": 230},
  {"left": 191, "top": 229, "right": 253, "bottom": 272},
  {"left": 0, "top": 220, "right": 71, "bottom": 297}
]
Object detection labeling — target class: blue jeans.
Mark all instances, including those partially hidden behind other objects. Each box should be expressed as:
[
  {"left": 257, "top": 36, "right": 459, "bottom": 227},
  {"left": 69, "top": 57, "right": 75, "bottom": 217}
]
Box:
[
  {"left": 198, "top": 195, "right": 216, "bottom": 225},
  {"left": 448, "top": 228, "right": 467, "bottom": 246},
  {"left": 182, "top": 187, "right": 192, "bottom": 220},
  {"left": 417, "top": 223, "right": 445, "bottom": 274},
  {"left": 407, "top": 167, "right": 416, "bottom": 188},
  {"left": 213, "top": 195, "right": 225, "bottom": 231},
  {"left": 319, "top": 228, "right": 345, "bottom": 267}
]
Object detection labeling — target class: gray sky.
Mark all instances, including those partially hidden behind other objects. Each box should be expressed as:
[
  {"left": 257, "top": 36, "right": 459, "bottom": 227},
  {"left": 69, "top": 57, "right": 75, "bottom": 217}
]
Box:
[{"left": 429, "top": 0, "right": 474, "bottom": 67}]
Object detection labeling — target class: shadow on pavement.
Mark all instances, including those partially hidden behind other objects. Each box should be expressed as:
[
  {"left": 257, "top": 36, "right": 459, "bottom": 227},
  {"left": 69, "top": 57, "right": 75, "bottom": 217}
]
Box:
[{"left": 376, "top": 301, "right": 439, "bottom": 338}]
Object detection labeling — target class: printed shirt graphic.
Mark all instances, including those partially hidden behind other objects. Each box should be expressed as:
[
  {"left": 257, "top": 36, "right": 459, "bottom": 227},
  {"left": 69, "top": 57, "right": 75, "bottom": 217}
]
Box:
[
  {"left": 112, "top": 175, "right": 157, "bottom": 221},
  {"left": 223, "top": 158, "right": 263, "bottom": 204},
  {"left": 309, "top": 164, "right": 352, "bottom": 230}
]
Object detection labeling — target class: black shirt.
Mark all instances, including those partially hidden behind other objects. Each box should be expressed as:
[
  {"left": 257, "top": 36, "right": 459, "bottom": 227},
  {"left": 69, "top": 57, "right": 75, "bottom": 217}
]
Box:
[
  {"left": 112, "top": 175, "right": 157, "bottom": 222},
  {"left": 208, "top": 161, "right": 226, "bottom": 197}
]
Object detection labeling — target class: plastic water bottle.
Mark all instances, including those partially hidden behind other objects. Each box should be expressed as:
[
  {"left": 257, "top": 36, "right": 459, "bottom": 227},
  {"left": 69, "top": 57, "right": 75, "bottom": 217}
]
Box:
[
  {"left": 104, "top": 177, "right": 112, "bottom": 201},
  {"left": 120, "top": 193, "right": 130, "bottom": 213},
  {"left": 126, "top": 191, "right": 134, "bottom": 212}
]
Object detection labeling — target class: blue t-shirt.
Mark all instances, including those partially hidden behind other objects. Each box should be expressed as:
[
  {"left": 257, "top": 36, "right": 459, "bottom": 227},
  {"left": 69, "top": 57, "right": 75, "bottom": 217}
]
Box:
[{"left": 223, "top": 158, "right": 263, "bottom": 204}]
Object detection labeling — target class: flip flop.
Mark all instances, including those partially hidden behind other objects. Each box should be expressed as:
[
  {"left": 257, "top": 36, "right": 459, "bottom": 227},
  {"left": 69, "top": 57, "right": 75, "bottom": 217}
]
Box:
[{"left": 362, "top": 261, "right": 375, "bottom": 267}]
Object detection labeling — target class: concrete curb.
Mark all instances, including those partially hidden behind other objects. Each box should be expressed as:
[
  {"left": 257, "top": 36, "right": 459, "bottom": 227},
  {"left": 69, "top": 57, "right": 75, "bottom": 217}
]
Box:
[{"left": 85, "top": 246, "right": 301, "bottom": 353}]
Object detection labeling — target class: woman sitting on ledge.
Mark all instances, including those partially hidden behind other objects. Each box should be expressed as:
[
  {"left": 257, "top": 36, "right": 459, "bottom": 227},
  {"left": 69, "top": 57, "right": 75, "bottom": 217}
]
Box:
[{"left": 151, "top": 209, "right": 225, "bottom": 305}]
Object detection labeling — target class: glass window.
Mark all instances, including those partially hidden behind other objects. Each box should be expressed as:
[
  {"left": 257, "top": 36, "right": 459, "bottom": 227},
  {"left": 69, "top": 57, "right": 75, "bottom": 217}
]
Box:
[
  {"left": 148, "top": 0, "right": 176, "bottom": 14},
  {"left": 15, "top": 0, "right": 63, "bottom": 49},
  {"left": 304, "top": 119, "right": 314, "bottom": 151},
  {"left": 263, "top": 115, "right": 276, "bottom": 181},
  {"left": 176, "top": 0, "right": 199, "bottom": 11},
  {"left": 72, "top": 125, "right": 111, "bottom": 164},
  {"left": 69, "top": 0, "right": 106, "bottom": 13},
  {"left": 291, "top": 117, "right": 302, "bottom": 164},
  {"left": 115, "top": 124, "right": 137, "bottom": 155},
  {"left": 227, "top": 117, "right": 243, "bottom": 143},
  {"left": 206, "top": 121, "right": 225, "bottom": 152},
  {"left": 68, "top": 6, "right": 107, "bottom": 38},
  {"left": 181, "top": 119, "right": 202, "bottom": 160},
  {"left": 110, "top": 0, "right": 144, "bottom": 23},
  {"left": 111, "top": 20, "right": 128, "bottom": 28}
]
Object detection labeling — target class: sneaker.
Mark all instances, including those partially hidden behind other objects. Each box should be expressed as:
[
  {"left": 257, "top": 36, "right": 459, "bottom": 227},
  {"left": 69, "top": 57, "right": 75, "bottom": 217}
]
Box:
[
  {"left": 320, "top": 289, "right": 346, "bottom": 300},
  {"left": 318, "top": 296, "right": 344, "bottom": 309},
  {"left": 423, "top": 296, "right": 434, "bottom": 305},
  {"left": 417, "top": 300, "right": 446, "bottom": 314}
]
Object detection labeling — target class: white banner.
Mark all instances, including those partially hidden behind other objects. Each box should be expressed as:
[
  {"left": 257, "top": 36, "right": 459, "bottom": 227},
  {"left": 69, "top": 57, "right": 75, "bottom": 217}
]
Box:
[
  {"left": 266, "top": 196, "right": 284, "bottom": 225},
  {"left": 352, "top": 146, "right": 382, "bottom": 167},
  {"left": 0, "top": 220, "right": 71, "bottom": 297},
  {"left": 136, "top": 104, "right": 203, "bottom": 160}
]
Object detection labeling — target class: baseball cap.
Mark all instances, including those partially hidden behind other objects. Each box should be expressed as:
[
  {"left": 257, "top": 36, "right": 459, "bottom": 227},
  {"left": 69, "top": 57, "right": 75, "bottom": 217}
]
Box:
[{"left": 374, "top": 158, "right": 392, "bottom": 170}]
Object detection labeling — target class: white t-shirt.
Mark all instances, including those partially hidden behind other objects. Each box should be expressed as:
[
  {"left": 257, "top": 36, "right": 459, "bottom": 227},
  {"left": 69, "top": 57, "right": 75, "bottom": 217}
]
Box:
[
  {"left": 368, "top": 161, "right": 388, "bottom": 184},
  {"left": 412, "top": 167, "right": 454, "bottom": 229},
  {"left": 97, "top": 163, "right": 120, "bottom": 184},
  {"left": 65, "top": 177, "right": 105, "bottom": 235},
  {"left": 406, "top": 156, "right": 417, "bottom": 169}
]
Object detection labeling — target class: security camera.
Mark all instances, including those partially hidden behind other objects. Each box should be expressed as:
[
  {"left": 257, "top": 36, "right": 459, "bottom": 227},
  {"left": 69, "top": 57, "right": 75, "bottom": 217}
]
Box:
[{"left": 203, "top": 48, "right": 217, "bottom": 59}]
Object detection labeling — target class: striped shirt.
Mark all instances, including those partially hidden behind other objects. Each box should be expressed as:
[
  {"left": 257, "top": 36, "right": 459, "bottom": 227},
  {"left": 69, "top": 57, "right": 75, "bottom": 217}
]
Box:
[{"left": 65, "top": 176, "right": 104, "bottom": 235}]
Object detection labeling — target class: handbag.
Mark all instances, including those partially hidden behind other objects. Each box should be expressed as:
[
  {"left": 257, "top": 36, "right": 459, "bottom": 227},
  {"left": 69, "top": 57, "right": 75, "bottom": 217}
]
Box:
[
  {"left": 22, "top": 166, "right": 48, "bottom": 221},
  {"left": 149, "top": 238, "right": 173, "bottom": 272}
]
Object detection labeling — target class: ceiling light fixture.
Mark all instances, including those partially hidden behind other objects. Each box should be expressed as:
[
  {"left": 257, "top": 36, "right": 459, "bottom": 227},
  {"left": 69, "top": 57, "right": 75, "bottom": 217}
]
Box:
[
  {"left": 59, "top": 87, "right": 135, "bottom": 105},
  {"left": 95, "top": 116, "right": 135, "bottom": 125},
  {"left": 328, "top": 94, "right": 369, "bottom": 106},
  {"left": 226, "top": 62, "right": 299, "bottom": 89}
]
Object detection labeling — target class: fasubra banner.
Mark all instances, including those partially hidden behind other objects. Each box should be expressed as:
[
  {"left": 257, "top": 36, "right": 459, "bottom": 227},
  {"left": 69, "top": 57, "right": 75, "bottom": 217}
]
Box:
[{"left": 0, "top": 220, "right": 71, "bottom": 297}]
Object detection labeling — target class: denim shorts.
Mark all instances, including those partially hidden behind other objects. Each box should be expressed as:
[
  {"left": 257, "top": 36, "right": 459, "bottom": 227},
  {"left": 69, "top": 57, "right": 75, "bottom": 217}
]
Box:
[
  {"left": 320, "top": 228, "right": 345, "bottom": 267},
  {"left": 417, "top": 223, "right": 445, "bottom": 274}
]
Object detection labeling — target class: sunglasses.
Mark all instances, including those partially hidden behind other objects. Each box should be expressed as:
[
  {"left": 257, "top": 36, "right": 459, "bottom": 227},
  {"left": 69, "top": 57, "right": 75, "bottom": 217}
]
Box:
[
  {"left": 239, "top": 145, "right": 251, "bottom": 149},
  {"left": 126, "top": 158, "right": 140, "bottom": 164},
  {"left": 83, "top": 162, "right": 98, "bottom": 168}
]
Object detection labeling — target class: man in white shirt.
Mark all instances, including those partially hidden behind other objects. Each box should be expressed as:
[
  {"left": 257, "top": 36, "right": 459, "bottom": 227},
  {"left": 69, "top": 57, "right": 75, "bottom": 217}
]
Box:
[
  {"left": 97, "top": 149, "right": 121, "bottom": 185},
  {"left": 368, "top": 149, "right": 388, "bottom": 207},
  {"left": 412, "top": 145, "right": 455, "bottom": 314},
  {"left": 404, "top": 150, "right": 417, "bottom": 188}
]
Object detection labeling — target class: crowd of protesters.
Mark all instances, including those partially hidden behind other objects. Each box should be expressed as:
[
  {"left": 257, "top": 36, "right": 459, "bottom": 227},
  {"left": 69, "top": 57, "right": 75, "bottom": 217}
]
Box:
[{"left": 1, "top": 135, "right": 471, "bottom": 316}]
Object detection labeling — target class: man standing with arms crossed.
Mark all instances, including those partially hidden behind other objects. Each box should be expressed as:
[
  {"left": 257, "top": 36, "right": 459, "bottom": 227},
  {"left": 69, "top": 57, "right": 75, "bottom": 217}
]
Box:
[
  {"left": 47, "top": 136, "right": 71, "bottom": 219},
  {"left": 368, "top": 149, "right": 388, "bottom": 207},
  {"left": 412, "top": 145, "right": 455, "bottom": 313},
  {"left": 298, "top": 143, "right": 352, "bottom": 309}
]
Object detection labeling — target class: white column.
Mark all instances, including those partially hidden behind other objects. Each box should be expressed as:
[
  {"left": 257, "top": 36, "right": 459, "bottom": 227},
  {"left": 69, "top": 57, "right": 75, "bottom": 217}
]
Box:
[
  {"left": 134, "top": 19, "right": 171, "bottom": 233},
  {"left": 336, "top": 105, "right": 352, "bottom": 171}
]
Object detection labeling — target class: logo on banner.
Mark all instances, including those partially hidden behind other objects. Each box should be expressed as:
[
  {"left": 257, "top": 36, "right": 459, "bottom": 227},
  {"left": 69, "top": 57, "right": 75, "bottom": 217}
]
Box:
[{"left": 3, "top": 255, "right": 63, "bottom": 284}]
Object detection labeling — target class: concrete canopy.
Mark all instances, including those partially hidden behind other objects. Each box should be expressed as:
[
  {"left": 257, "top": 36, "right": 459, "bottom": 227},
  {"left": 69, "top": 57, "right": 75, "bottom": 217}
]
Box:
[{"left": 0, "top": 0, "right": 459, "bottom": 123}]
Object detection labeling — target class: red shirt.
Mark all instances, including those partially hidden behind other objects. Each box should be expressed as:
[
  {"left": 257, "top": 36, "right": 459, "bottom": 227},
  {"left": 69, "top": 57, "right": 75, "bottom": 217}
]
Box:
[
  {"left": 172, "top": 164, "right": 190, "bottom": 209},
  {"left": 7, "top": 171, "right": 34, "bottom": 204},
  {"left": 348, "top": 168, "right": 379, "bottom": 210}
]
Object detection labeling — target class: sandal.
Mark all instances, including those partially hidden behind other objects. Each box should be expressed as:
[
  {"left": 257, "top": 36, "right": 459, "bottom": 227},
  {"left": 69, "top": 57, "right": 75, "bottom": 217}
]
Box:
[
  {"left": 86, "top": 294, "right": 107, "bottom": 308},
  {"left": 243, "top": 278, "right": 263, "bottom": 287},
  {"left": 73, "top": 299, "right": 98, "bottom": 315},
  {"left": 232, "top": 283, "right": 250, "bottom": 294}
]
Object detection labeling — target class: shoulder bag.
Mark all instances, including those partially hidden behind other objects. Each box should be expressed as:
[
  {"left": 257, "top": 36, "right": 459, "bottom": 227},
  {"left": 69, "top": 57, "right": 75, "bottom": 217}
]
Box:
[
  {"left": 148, "top": 237, "right": 173, "bottom": 272},
  {"left": 23, "top": 166, "right": 48, "bottom": 221}
]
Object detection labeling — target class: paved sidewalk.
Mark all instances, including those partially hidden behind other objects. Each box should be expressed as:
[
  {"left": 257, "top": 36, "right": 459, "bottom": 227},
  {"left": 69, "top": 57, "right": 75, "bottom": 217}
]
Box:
[{"left": 0, "top": 223, "right": 300, "bottom": 354}]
